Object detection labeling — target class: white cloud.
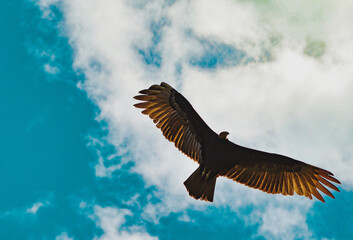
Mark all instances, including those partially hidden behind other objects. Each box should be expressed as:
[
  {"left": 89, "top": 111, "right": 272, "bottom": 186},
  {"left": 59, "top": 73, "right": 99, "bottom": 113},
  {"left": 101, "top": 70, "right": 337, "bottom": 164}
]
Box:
[
  {"left": 36, "top": 51, "right": 60, "bottom": 75},
  {"left": 56, "top": 232, "right": 74, "bottom": 240},
  {"left": 26, "top": 201, "right": 49, "bottom": 214},
  {"left": 44, "top": 63, "right": 60, "bottom": 74},
  {"left": 254, "top": 202, "right": 313, "bottom": 240},
  {"left": 36, "top": 0, "right": 60, "bottom": 19},
  {"left": 92, "top": 205, "right": 157, "bottom": 240},
  {"left": 0, "top": 199, "right": 50, "bottom": 219},
  {"left": 37, "top": 0, "right": 353, "bottom": 238}
]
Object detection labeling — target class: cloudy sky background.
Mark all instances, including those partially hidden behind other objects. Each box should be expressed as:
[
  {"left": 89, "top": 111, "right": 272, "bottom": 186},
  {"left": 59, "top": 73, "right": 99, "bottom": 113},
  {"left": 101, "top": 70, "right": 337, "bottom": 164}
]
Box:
[{"left": 2, "top": 0, "right": 353, "bottom": 239}]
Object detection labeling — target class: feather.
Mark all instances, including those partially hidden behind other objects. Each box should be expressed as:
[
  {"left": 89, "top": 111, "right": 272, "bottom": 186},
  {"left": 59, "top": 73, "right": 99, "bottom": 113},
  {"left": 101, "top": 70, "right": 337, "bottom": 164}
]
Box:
[
  {"left": 317, "top": 175, "right": 340, "bottom": 192},
  {"left": 316, "top": 182, "right": 334, "bottom": 199}
]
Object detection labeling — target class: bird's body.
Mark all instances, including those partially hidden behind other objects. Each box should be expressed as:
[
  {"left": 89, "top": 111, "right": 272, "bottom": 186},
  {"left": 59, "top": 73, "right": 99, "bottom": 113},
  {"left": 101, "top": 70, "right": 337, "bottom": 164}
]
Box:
[
  {"left": 204, "top": 135, "right": 238, "bottom": 172},
  {"left": 134, "top": 82, "right": 340, "bottom": 202}
]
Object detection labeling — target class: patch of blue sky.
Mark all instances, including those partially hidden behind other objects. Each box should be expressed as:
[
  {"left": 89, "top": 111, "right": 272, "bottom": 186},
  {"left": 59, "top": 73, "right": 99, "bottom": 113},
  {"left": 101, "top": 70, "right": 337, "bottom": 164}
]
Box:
[
  {"left": 0, "top": 1, "right": 97, "bottom": 239},
  {"left": 137, "top": 18, "right": 167, "bottom": 68},
  {"left": 27, "top": 6, "right": 84, "bottom": 86},
  {"left": 146, "top": 207, "right": 264, "bottom": 240},
  {"left": 307, "top": 191, "right": 353, "bottom": 239},
  {"left": 189, "top": 39, "right": 247, "bottom": 69},
  {"left": 138, "top": 48, "right": 162, "bottom": 67},
  {"left": 137, "top": 19, "right": 251, "bottom": 72}
]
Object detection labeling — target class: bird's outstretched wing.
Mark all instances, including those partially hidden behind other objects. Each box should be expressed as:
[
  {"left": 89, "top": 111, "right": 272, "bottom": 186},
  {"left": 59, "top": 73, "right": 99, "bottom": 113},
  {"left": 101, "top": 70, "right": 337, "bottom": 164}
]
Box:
[
  {"left": 134, "top": 82, "right": 217, "bottom": 163},
  {"left": 221, "top": 144, "right": 341, "bottom": 202}
]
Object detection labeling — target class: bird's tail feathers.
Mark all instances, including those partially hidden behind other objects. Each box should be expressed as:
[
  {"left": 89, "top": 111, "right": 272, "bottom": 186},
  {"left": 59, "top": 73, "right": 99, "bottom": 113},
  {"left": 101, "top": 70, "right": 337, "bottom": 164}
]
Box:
[{"left": 184, "top": 166, "right": 216, "bottom": 202}]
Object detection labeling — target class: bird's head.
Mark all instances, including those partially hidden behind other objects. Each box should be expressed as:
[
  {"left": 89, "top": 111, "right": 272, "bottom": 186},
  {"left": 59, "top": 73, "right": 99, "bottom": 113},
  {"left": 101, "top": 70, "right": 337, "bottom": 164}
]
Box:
[{"left": 218, "top": 131, "right": 229, "bottom": 139}]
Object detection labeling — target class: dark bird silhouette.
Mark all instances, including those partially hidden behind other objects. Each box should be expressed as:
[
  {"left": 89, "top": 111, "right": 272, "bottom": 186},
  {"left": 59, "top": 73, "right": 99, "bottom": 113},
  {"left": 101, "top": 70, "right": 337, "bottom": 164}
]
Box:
[{"left": 134, "top": 82, "right": 340, "bottom": 202}]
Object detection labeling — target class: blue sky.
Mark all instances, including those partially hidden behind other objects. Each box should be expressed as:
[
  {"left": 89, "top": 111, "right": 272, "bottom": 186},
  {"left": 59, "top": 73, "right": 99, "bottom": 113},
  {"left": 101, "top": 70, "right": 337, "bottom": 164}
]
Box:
[{"left": 1, "top": 0, "right": 353, "bottom": 239}]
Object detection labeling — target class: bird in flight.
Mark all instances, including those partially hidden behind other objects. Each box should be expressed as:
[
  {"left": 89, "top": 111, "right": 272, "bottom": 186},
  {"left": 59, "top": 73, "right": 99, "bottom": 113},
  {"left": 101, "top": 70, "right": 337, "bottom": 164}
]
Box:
[{"left": 134, "top": 82, "right": 340, "bottom": 202}]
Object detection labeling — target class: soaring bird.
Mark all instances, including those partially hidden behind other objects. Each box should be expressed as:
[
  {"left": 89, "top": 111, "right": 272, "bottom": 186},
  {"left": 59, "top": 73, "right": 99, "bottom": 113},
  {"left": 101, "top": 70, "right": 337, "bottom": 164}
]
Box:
[{"left": 134, "top": 82, "right": 340, "bottom": 202}]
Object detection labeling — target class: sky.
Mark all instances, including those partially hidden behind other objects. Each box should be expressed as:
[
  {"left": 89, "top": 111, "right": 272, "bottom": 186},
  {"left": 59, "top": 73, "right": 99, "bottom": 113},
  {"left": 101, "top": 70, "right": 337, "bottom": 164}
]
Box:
[{"left": 1, "top": 0, "right": 353, "bottom": 239}]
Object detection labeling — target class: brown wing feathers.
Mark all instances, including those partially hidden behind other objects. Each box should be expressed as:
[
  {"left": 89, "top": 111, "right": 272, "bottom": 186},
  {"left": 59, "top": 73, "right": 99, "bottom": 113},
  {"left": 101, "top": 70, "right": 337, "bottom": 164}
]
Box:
[
  {"left": 134, "top": 82, "right": 203, "bottom": 163},
  {"left": 225, "top": 163, "right": 340, "bottom": 202}
]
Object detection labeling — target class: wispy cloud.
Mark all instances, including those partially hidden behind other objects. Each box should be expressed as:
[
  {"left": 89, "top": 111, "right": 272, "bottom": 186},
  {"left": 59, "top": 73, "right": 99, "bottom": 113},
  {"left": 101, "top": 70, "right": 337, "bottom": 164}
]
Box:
[
  {"left": 44, "top": 63, "right": 60, "bottom": 74},
  {"left": 1, "top": 199, "right": 50, "bottom": 220},
  {"left": 25, "top": 199, "right": 51, "bottom": 215},
  {"left": 91, "top": 205, "right": 157, "bottom": 240},
  {"left": 251, "top": 200, "right": 313, "bottom": 239},
  {"left": 26, "top": 201, "right": 46, "bottom": 214},
  {"left": 37, "top": 0, "right": 353, "bottom": 238},
  {"left": 56, "top": 232, "right": 74, "bottom": 240},
  {"left": 36, "top": 0, "right": 60, "bottom": 19}
]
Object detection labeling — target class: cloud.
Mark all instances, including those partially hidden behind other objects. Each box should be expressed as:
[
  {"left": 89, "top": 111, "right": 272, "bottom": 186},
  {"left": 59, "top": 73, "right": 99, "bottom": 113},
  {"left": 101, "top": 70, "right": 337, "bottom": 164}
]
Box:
[
  {"left": 25, "top": 200, "right": 51, "bottom": 215},
  {"left": 251, "top": 200, "right": 313, "bottom": 240},
  {"left": 0, "top": 199, "right": 50, "bottom": 220},
  {"left": 56, "top": 232, "right": 74, "bottom": 240},
  {"left": 91, "top": 205, "right": 157, "bottom": 240},
  {"left": 36, "top": 0, "right": 60, "bottom": 19},
  {"left": 87, "top": 137, "right": 123, "bottom": 178},
  {"left": 44, "top": 63, "right": 60, "bottom": 74},
  {"left": 36, "top": 0, "right": 353, "bottom": 238},
  {"left": 26, "top": 202, "right": 46, "bottom": 214}
]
